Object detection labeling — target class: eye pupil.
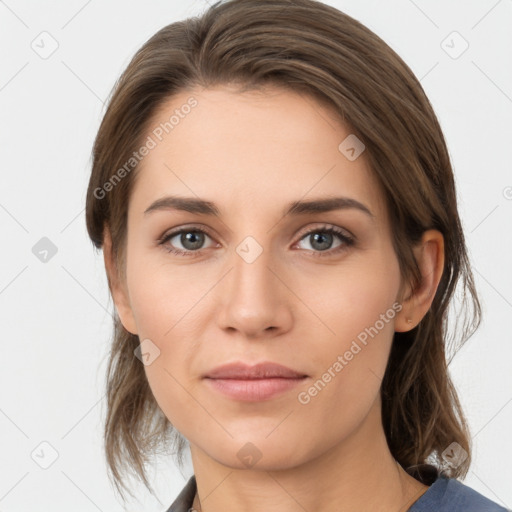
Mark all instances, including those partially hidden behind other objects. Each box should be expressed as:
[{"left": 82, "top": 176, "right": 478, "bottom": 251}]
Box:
[
  {"left": 310, "top": 232, "right": 332, "bottom": 251},
  {"left": 182, "top": 231, "right": 204, "bottom": 250}
]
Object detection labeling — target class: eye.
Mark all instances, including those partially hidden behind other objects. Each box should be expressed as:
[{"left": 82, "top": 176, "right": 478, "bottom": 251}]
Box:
[
  {"left": 158, "top": 226, "right": 216, "bottom": 257},
  {"left": 158, "top": 224, "right": 355, "bottom": 258},
  {"left": 294, "top": 225, "right": 355, "bottom": 257}
]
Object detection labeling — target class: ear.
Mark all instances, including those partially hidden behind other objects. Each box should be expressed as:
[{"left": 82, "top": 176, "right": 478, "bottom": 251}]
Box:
[
  {"left": 394, "top": 229, "right": 445, "bottom": 332},
  {"left": 103, "top": 227, "right": 138, "bottom": 335}
]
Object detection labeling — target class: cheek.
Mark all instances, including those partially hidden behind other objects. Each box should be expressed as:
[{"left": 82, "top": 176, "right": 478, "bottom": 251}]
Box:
[
  {"left": 125, "top": 247, "right": 201, "bottom": 338},
  {"left": 292, "top": 249, "right": 401, "bottom": 347},
  {"left": 124, "top": 250, "right": 211, "bottom": 431},
  {"left": 291, "top": 252, "right": 401, "bottom": 405}
]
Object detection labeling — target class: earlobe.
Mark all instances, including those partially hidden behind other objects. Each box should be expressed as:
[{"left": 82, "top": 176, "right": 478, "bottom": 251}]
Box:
[
  {"left": 395, "top": 229, "right": 445, "bottom": 333},
  {"left": 102, "top": 227, "right": 138, "bottom": 335}
]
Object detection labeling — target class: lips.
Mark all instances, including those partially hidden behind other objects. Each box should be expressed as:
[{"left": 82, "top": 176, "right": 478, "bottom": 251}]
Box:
[
  {"left": 203, "top": 361, "right": 308, "bottom": 380},
  {"left": 203, "top": 361, "right": 308, "bottom": 402},
  {"left": 203, "top": 362, "right": 308, "bottom": 401}
]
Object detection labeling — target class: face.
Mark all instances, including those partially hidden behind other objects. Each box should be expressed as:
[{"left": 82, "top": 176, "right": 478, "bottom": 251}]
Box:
[{"left": 111, "top": 84, "right": 409, "bottom": 471}]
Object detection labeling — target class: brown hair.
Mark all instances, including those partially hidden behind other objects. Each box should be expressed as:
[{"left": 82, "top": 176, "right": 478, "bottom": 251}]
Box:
[{"left": 85, "top": 0, "right": 481, "bottom": 501}]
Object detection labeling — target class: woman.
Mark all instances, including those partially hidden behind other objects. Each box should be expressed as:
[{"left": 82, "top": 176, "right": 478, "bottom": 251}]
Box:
[{"left": 85, "top": 0, "right": 508, "bottom": 510}]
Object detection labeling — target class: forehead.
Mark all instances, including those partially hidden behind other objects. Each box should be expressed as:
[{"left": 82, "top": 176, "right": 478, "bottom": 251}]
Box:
[{"left": 130, "top": 84, "right": 388, "bottom": 226}]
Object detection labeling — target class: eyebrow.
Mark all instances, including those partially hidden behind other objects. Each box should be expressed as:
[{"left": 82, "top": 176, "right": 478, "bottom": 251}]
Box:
[{"left": 143, "top": 195, "right": 375, "bottom": 220}]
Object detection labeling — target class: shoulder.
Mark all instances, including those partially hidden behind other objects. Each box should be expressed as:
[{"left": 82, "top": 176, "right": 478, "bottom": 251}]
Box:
[
  {"left": 410, "top": 474, "right": 510, "bottom": 512},
  {"left": 442, "top": 478, "right": 510, "bottom": 512}
]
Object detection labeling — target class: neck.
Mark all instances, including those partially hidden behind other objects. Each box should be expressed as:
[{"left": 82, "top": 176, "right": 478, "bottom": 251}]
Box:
[{"left": 189, "top": 399, "right": 429, "bottom": 512}]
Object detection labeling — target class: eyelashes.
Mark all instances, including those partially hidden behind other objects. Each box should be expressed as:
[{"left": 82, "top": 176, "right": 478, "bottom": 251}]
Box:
[
  {"left": 293, "top": 226, "right": 354, "bottom": 257},
  {"left": 158, "top": 224, "right": 355, "bottom": 258}
]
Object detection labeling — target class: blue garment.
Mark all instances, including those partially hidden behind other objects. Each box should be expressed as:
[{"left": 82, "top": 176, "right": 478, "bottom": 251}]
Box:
[
  {"left": 166, "top": 471, "right": 510, "bottom": 511},
  {"left": 409, "top": 473, "right": 509, "bottom": 512}
]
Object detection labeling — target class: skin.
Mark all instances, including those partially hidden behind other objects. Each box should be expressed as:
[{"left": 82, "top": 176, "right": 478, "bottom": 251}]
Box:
[{"left": 103, "top": 84, "right": 445, "bottom": 511}]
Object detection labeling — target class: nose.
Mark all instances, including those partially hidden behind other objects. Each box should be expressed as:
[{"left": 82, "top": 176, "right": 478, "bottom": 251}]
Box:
[{"left": 215, "top": 241, "right": 293, "bottom": 339}]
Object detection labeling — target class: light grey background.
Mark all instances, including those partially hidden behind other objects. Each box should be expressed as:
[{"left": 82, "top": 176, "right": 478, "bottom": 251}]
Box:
[{"left": 1, "top": 0, "right": 511, "bottom": 510}]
